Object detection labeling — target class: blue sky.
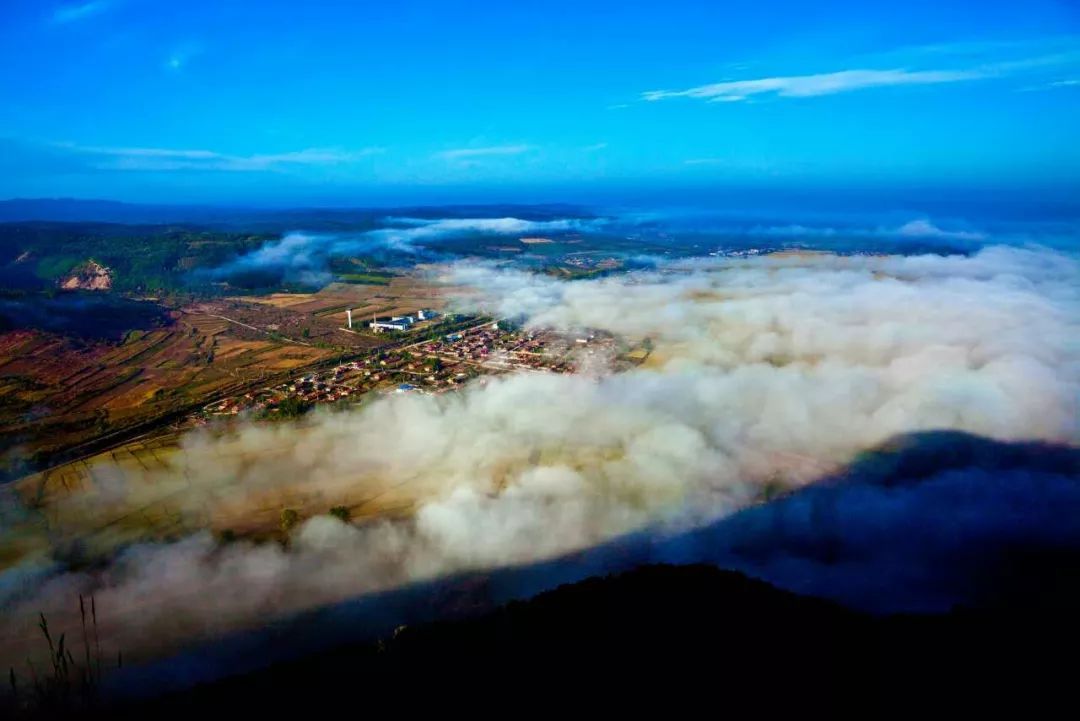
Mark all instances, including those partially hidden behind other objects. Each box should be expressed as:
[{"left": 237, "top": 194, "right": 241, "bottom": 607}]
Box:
[{"left": 1, "top": 0, "right": 1079, "bottom": 204}]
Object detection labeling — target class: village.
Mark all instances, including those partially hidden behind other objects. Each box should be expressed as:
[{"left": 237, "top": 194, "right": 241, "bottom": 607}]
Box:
[{"left": 197, "top": 315, "right": 642, "bottom": 421}]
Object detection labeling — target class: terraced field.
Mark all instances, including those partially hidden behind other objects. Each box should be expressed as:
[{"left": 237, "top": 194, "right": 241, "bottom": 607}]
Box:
[{"left": 0, "top": 306, "right": 339, "bottom": 481}]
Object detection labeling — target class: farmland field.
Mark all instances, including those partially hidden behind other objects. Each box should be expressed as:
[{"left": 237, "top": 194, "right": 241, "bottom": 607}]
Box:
[
  {"left": 0, "top": 304, "right": 340, "bottom": 481},
  {"left": 0, "top": 271, "right": 454, "bottom": 482}
]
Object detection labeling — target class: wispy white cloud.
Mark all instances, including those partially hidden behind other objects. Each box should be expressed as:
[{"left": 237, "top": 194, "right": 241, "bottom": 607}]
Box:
[
  {"left": 52, "top": 142, "right": 385, "bottom": 172},
  {"left": 1020, "top": 77, "right": 1080, "bottom": 92},
  {"left": 436, "top": 145, "right": 533, "bottom": 160},
  {"left": 52, "top": 0, "right": 112, "bottom": 24},
  {"left": 645, "top": 68, "right": 984, "bottom": 103},
  {"left": 645, "top": 44, "right": 1080, "bottom": 104},
  {"left": 582, "top": 142, "right": 608, "bottom": 152}
]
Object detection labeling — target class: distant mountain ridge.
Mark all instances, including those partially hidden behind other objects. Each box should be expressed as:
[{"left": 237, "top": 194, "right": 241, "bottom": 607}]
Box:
[
  {"left": 0, "top": 198, "right": 232, "bottom": 224},
  {"left": 0, "top": 198, "right": 595, "bottom": 228}
]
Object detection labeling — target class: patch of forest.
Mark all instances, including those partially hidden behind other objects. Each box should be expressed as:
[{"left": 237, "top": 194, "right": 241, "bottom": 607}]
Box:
[{"left": 0, "top": 222, "right": 273, "bottom": 295}]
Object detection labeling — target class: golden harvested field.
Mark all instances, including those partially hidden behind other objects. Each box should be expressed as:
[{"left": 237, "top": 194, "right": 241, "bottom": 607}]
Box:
[
  {"left": 233, "top": 293, "right": 319, "bottom": 309},
  {"left": 0, "top": 307, "right": 338, "bottom": 480},
  {"left": 302, "top": 278, "right": 446, "bottom": 312},
  {"left": 212, "top": 338, "right": 270, "bottom": 360},
  {"left": 1, "top": 272, "right": 452, "bottom": 485},
  {"left": 237, "top": 275, "right": 451, "bottom": 333}
]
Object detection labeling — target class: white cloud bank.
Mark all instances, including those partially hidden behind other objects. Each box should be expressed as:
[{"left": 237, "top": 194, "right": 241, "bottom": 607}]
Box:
[
  {"left": 379, "top": 216, "right": 597, "bottom": 241},
  {"left": 893, "top": 218, "right": 986, "bottom": 241},
  {"left": 209, "top": 216, "right": 601, "bottom": 285},
  {"left": 1, "top": 245, "right": 1077, "bottom": 668},
  {"left": 746, "top": 218, "right": 986, "bottom": 242}
]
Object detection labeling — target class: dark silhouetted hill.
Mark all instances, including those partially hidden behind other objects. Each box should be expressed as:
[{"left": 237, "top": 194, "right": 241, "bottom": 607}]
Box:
[{"left": 77, "top": 559, "right": 1080, "bottom": 719}]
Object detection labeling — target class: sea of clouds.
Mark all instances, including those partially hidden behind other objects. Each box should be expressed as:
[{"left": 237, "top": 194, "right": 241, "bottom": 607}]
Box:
[{"left": 1, "top": 242, "right": 1078, "bottom": 675}]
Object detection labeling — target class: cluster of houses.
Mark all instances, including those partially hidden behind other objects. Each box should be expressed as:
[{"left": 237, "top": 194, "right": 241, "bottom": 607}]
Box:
[
  {"left": 421, "top": 323, "right": 574, "bottom": 372},
  {"left": 201, "top": 364, "right": 366, "bottom": 417},
  {"left": 198, "top": 322, "right": 599, "bottom": 425}
]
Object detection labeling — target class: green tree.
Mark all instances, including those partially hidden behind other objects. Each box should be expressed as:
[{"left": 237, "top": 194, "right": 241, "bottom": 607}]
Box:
[
  {"left": 280, "top": 508, "right": 300, "bottom": 533},
  {"left": 276, "top": 396, "right": 311, "bottom": 418}
]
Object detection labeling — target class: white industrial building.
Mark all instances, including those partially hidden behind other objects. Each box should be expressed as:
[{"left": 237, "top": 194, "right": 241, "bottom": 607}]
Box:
[
  {"left": 364, "top": 308, "right": 439, "bottom": 332},
  {"left": 370, "top": 315, "right": 415, "bottom": 332}
]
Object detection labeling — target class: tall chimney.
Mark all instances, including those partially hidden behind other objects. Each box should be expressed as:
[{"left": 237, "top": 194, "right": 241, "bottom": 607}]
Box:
[{"left": 346, "top": 309, "right": 353, "bottom": 329}]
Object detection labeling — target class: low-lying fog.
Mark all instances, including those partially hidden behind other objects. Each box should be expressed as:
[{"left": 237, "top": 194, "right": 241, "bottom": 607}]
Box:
[{"left": 1, "top": 241, "right": 1078, "bottom": 677}]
